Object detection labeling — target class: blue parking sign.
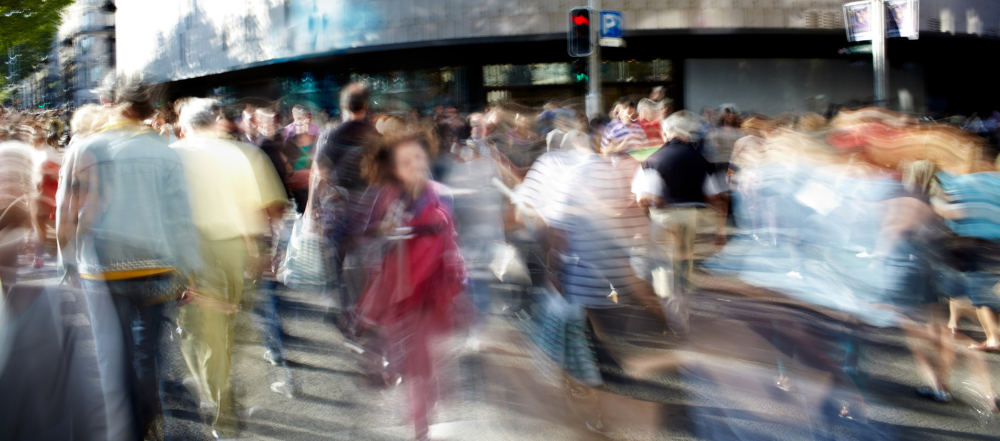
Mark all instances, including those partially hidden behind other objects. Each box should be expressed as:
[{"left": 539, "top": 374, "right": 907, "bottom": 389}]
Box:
[{"left": 600, "top": 11, "right": 623, "bottom": 38}]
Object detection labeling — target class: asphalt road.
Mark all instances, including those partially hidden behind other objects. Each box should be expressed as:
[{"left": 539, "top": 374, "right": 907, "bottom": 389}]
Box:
[{"left": 15, "top": 244, "right": 1000, "bottom": 441}]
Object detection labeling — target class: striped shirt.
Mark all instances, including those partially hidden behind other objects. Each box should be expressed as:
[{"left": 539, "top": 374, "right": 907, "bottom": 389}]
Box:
[
  {"left": 0, "top": 141, "right": 35, "bottom": 209},
  {"left": 601, "top": 120, "right": 646, "bottom": 150},
  {"left": 938, "top": 171, "right": 1000, "bottom": 241},
  {"left": 515, "top": 151, "right": 650, "bottom": 307}
]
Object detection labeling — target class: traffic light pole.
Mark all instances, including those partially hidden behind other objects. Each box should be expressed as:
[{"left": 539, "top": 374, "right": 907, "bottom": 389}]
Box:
[
  {"left": 586, "top": 0, "right": 602, "bottom": 120},
  {"left": 871, "top": 0, "right": 888, "bottom": 107}
]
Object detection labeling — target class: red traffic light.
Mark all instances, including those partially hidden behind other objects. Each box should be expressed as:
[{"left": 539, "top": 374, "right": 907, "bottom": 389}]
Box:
[{"left": 568, "top": 7, "right": 593, "bottom": 57}]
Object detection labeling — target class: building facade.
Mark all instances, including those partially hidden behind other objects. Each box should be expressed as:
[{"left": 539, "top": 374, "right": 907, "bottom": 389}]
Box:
[
  {"left": 57, "top": 0, "right": 117, "bottom": 107},
  {"left": 115, "top": 0, "right": 1000, "bottom": 116}
]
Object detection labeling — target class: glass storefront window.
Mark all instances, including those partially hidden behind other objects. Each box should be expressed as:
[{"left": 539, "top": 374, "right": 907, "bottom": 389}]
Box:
[
  {"left": 273, "top": 67, "right": 469, "bottom": 116},
  {"left": 601, "top": 59, "right": 672, "bottom": 83},
  {"left": 485, "top": 60, "right": 670, "bottom": 87},
  {"left": 530, "top": 63, "right": 572, "bottom": 85},
  {"left": 483, "top": 63, "right": 571, "bottom": 87}
]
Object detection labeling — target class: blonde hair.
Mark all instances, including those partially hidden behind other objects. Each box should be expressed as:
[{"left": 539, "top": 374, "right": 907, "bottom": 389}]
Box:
[
  {"left": 795, "top": 113, "right": 828, "bottom": 133},
  {"left": 760, "top": 130, "right": 841, "bottom": 167},
  {"left": 899, "top": 159, "right": 940, "bottom": 197},
  {"left": 71, "top": 104, "right": 103, "bottom": 135},
  {"left": 740, "top": 116, "right": 775, "bottom": 137},
  {"left": 830, "top": 107, "right": 918, "bottom": 129},
  {"left": 375, "top": 114, "right": 407, "bottom": 136}
]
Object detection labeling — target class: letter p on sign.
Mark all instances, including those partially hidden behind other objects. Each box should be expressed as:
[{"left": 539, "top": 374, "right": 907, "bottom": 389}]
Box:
[{"left": 600, "top": 11, "right": 623, "bottom": 38}]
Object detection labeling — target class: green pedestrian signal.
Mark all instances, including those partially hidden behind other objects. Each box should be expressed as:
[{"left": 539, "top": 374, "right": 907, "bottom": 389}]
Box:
[{"left": 572, "top": 59, "right": 589, "bottom": 83}]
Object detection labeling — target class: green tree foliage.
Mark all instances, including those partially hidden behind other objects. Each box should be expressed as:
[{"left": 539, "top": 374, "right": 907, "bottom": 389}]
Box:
[{"left": 1, "top": 0, "right": 75, "bottom": 87}]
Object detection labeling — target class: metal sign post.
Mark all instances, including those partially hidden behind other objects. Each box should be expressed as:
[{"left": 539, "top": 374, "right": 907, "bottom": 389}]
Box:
[
  {"left": 871, "top": 0, "right": 888, "bottom": 107},
  {"left": 586, "top": 0, "right": 602, "bottom": 120}
]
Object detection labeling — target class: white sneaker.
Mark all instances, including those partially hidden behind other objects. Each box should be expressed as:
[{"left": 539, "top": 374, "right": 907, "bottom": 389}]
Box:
[
  {"left": 270, "top": 381, "right": 294, "bottom": 398},
  {"left": 245, "top": 405, "right": 266, "bottom": 418},
  {"left": 212, "top": 429, "right": 237, "bottom": 440},
  {"left": 262, "top": 350, "right": 280, "bottom": 366}
]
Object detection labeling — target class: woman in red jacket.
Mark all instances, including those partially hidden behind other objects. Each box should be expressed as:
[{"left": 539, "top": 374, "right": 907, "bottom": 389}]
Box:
[{"left": 356, "top": 129, "right": 467, "bottom": 441}]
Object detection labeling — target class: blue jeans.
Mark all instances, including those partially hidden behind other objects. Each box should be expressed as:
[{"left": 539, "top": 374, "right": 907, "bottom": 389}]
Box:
[
  {"left": 256, "top": 279, "right": 287, "bottom": 364},
  {"left": 83, "top": 277, "right": 175, "bottom": 440}
]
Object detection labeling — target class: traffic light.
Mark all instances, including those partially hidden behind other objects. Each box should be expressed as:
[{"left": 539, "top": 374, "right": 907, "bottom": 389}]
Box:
[
  {"left": 572, "top": 58, "right": 589, "bottom": 83},
  {"left": 568, "top": 7, "right": 593, "bottom": 57}
]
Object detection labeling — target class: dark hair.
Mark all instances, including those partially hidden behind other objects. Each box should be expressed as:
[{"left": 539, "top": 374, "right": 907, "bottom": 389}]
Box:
[
  {"left": 615, "top": 97, "right": 636, "bottom": 108},
  {"left": 362, "top": 128, "right": 436, "bottom": 186},
  {"left": 340, "top": 83, "right": 370, "bottom": 114},
  {"left": 218, "top": 104, "right": 239, "bottom": 122},
  {"left": 100, "top": 72, "right": 161, "bottom": 120},
  {"left": 45, "top": 120, "right": 61, "bottom": 146}
]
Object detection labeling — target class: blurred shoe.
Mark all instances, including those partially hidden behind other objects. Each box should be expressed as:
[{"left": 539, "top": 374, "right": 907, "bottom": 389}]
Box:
[
  {"left": 212, "top": 429, "right": 237, "bottom": 440},
  {"left": 969, "top": 342, "right": 1000, "bottom": 352},
  {"left": 775, "top": 374, "right": 796, "bottom": 393},
  {"left": 33, "top": 257, "right": 44, "bottom": 268},
  {"left": 839, "top": 406, "right": 854, "bottom": 420},
  {"left": 972, "top": 398, "right": 1000, "bottom": 426},
  {"left": 957, "top": 380, "right": 999, "bottom": 424},
  {"left": 262, "top": 350, "right": 281, "bottom": 366},
  {"left": 585, "top": 416, "right": 625, "bottom": 439},
  {"left": 567, "top": 379, "right": 591, "bottom": 399},
  {"left": 917, "top": 386, "right": 952, "bottom": 402},
  {"left": 243, "top": 405, "right": 266, "bottom": 419},
  {"left": 343, "top": 340, "right": 366, "bottom": 355},
  {"left": 837, "top": 399, "right": 868, "bottom": 423},
  {"left": 270, "top": 381, "right": 294, "bottom": 398},
  {"left": 499, "top": 303, "right": 525, "bottom": 317}
]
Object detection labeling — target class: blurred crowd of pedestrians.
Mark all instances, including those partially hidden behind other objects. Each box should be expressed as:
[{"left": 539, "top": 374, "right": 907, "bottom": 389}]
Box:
[{"left": 3, "top": 75, "right": 1000, "bottom": 441}]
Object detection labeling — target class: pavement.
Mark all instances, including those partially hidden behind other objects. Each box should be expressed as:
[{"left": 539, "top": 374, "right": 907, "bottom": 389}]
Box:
[{"left": 11, "top": 235, "right": 1000, "bottom": 441}]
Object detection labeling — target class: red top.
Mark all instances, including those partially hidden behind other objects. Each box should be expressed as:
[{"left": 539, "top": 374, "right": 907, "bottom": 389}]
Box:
[
  {"left": 38, "top": 160, "right": 60, "bottom": 207},
  {"left": 356, "top": 183, "right": 468, "bottom": 332},
  {"left": 638, "top": 119, "right": 663, "bottom": 144}
]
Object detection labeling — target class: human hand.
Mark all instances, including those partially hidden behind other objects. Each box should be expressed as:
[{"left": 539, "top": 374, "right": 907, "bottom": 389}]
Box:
[{"left": 176, "top": 286, "right": 196, "bottom": 307}]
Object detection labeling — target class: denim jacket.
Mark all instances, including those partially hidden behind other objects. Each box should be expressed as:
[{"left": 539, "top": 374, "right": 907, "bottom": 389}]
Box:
[{"left": 57, "top": 126, "right": 203, "bottom": 278}]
